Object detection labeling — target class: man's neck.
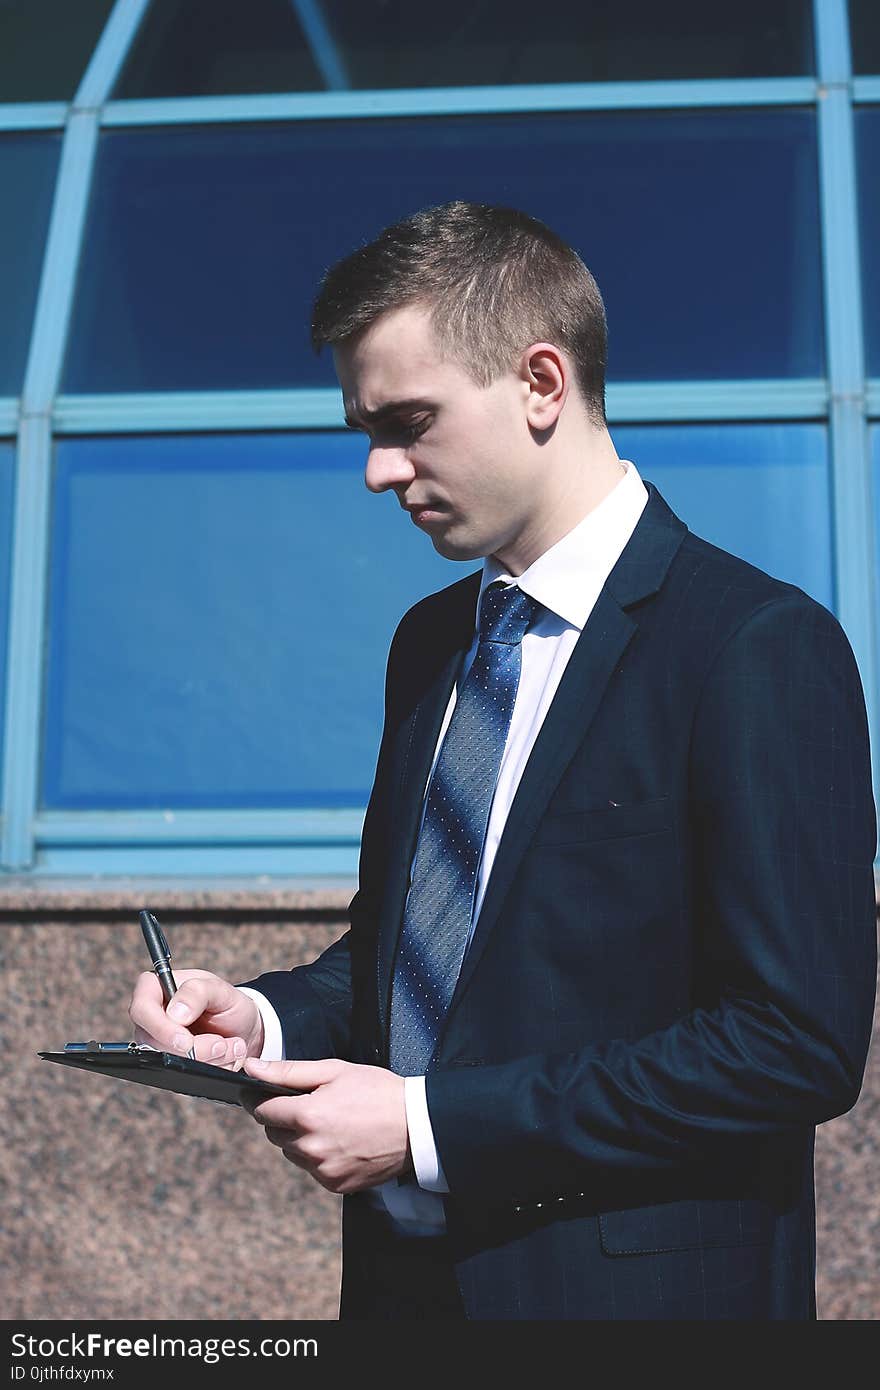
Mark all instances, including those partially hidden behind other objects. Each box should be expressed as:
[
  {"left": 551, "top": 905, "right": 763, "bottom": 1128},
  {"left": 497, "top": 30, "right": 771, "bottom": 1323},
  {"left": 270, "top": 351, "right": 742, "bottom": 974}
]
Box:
[{"left": 494, "top": 446, "right": 627, "bottom": 576}]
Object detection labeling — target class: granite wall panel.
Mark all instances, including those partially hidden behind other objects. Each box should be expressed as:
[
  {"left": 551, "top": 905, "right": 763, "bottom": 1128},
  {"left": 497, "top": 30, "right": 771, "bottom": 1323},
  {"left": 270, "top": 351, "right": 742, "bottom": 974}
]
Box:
[{"left": 2, "top": 916, "right": 343, "bottom": 1322}]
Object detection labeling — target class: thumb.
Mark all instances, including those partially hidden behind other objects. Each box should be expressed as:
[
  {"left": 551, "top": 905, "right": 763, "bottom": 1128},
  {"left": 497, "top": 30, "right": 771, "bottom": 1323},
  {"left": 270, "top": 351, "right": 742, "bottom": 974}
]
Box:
[{"left": 242, "top": 1057, "right": 342, "bottom": 1091}]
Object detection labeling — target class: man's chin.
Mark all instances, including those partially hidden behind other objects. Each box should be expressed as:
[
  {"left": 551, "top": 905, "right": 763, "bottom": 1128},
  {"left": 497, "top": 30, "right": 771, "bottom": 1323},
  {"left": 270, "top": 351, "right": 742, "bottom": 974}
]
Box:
[{"left": 430, "top": 532, "right": 486, "bottom": 562}]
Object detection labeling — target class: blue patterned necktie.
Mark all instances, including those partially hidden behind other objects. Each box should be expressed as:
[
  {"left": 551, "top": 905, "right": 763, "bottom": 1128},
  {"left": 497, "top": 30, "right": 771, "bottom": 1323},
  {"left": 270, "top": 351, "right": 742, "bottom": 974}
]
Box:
[{"left": 389, "top": 581, "right": 539, "bottom": 1075}]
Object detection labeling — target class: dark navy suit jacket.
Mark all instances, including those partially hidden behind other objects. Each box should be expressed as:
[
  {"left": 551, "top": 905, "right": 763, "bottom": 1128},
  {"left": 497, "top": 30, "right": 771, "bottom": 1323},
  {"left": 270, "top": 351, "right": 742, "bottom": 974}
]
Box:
[{"left": 246, "top": 483, "right": 877, "bottom": 1319}]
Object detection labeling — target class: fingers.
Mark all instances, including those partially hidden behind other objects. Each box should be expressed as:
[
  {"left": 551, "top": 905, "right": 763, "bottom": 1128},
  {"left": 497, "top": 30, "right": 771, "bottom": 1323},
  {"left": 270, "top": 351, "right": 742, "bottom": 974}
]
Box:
[
  {"left": 162, "top": 978, "right": 222, "bottom": 1036},
  {"left": 242, "top": 1057, "right": 341, "bottom": 1090},
  {"left": 254, "top": 1124, "right": 345, "bottom": 1193},
  {"left": 128, "top": 969, "right": 235, "bottom": 1054},
  {"left": 191, "top": 1035, "right": 249, "bottom": 1068},
  {"left": 263, "top": 1124, "right": 298, "bottom": 1149},
  {"left": 129, "top": 971, "right": 185, "bottom": 1050},
  {"left": 241, "top": 1087, "right": 307, "bottom": 1130},
  {"left": 132, "top": 1021, "right": 248, "bottom": 1066}
]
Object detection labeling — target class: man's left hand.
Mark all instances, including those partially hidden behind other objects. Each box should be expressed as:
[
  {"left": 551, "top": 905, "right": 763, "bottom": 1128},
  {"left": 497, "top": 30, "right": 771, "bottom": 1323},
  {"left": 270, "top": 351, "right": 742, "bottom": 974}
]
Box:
[{"left": 241, "top": 1057, "right": 412, "bottom": 1194}]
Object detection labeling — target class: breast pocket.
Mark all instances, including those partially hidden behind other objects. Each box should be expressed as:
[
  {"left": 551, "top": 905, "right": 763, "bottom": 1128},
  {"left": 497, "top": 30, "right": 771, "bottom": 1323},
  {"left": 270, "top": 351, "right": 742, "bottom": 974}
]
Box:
[{"left": 532, "top": 796, "right": 672, "bottom": 848}]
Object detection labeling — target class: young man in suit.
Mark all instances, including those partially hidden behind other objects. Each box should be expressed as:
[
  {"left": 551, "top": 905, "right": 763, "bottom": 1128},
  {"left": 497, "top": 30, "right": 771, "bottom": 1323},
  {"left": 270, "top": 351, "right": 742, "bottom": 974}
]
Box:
[{"left": 130, "top": 202, "right": 877, "bottom": 1320}]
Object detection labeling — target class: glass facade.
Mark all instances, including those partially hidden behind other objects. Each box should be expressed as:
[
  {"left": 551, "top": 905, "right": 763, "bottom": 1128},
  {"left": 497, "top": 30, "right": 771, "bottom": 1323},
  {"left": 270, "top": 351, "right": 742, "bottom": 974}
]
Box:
[
  {"left": 856, "top": 107, "right": 880, "bottom": 376},
  {"left": 0, "top": 133, "right": 62, "bottom": 394},
  {"left": 114, "top": 0, "right": 815, "bottom": 97},
  {"left": 0, "top": 444, "right": 13, "bottom": 786},
  {"left": 0, "top": 0, "right": 114, "bottom": 103},
  {"left": 874, "top": 430, "right": 880, "bottom": 666},
  {"left": 850, "top": 0, "right": 880, "bottom": 74},
  {"left": 618, "top": 423, "right": 832, "bottom": 606},
  {"left": 63, "top": 109, "right": 822, "bottom": 394},
  {"left": 0, "top": 0, "right": 876, "bottom": 876},
  {"left": 43, "top": 434, "right": 451, "bottom": 810}
]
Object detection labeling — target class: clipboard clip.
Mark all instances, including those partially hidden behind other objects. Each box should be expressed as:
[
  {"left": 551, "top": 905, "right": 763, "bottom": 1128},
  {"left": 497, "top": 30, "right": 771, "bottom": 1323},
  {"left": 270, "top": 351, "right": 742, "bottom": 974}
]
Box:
[{"left": 65, "top": 1040, "right": 142, "bottom": 1053}]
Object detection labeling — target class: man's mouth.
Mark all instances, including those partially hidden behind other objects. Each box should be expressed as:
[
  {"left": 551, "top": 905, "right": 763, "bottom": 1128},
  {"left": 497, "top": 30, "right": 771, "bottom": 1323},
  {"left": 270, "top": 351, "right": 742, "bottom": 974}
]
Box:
[{"left": 404, "top": 502, "right": 445, "bottom": 525}]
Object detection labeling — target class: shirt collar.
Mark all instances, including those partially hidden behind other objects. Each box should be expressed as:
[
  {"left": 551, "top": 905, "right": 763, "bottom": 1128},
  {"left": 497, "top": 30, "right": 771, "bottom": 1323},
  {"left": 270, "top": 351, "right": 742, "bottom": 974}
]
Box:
[{"left": 479, "top": 459, "right": 649, "bottom": 631}]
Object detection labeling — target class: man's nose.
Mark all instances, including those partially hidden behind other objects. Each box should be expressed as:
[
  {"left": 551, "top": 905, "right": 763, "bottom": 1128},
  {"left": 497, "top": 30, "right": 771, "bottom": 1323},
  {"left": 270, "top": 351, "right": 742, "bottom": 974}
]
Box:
[{"left": 365, "top": 445, "right": 415, "bottom": 495}]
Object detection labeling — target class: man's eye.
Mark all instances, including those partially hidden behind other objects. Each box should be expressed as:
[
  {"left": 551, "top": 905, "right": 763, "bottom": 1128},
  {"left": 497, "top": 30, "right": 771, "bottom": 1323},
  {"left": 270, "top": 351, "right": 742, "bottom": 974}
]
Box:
[
  {"left": 401, "top": 419, "right": 429, "bottom": 443},
  {"left": 354, "top": 418, "right": 431, "bottom": 446},
  {"left": 373, "top": 419, "right": 429, "bottom": 445}
]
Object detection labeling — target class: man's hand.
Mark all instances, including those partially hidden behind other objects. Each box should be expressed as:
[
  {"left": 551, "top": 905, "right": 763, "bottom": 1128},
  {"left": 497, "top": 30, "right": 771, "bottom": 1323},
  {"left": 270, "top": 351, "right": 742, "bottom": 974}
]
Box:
[
  {"left": 241, "top": 1058, "right": 412, "bottom": 1195},
  {"left": 128, "top": 968, "right": 264, "bottom": 1066}
]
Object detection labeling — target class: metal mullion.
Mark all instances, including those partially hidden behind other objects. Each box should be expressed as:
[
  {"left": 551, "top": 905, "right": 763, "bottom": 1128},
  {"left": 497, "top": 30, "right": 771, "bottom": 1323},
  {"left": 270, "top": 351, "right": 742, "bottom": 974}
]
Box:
[
  {"left": 20, "top": 115, "right": 99, "bottom": 412},
  {"left": 4, "top": 112, "right": 100, "bottom": 871},
  {"left": 291, "top": 0, "right": 351, "bottom": 91},
  {"left": 74, "top": 0, "right": 151, "bottom": 111},
  {"left": 606, "top": 381, "right": 827, "bottom": 422},
  {"left": 30, "top": 843, "right": 359, "bottom": 878},
  {"left": 1, "top": 0, "right": 152, "bottom": 871},
  {"left": 100, "top": 77, "right": 817, "bottom": 127},
  {"left": 814, "top": 0, "right": 879, "bottom": 800},
  {"left": 35, "top": 808, "right": 364, "bottom": 845},
  {"left": 53, "top": 388, "right": 345, "bottom": 433},
  {"left": 50, "top": 380, "right": 829, "bottom": 435},
  {"left": 1, "top": 420, "right": 51, "bottom": 868},
  {"left": 853, "top": 78, "right": 880, "bottom": 100},
  {"left": 0, "top": 402, "right": 18, "bottom": 434},
  {"left": 0, "top": 105, "right": 68, "bottom": 132}
]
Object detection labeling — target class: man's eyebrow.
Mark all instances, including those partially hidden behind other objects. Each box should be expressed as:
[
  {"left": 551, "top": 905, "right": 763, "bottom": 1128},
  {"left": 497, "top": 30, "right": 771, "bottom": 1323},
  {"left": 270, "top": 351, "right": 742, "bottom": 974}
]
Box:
[{"left": 344, "top": 398, "right": 436, "bottom": 428}]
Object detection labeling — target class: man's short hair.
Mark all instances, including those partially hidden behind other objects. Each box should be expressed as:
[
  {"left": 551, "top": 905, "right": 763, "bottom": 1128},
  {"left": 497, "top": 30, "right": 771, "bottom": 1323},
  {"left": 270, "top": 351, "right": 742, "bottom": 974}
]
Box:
[{"left": 311, "top": 201, "right": 608, "bottom": 427}]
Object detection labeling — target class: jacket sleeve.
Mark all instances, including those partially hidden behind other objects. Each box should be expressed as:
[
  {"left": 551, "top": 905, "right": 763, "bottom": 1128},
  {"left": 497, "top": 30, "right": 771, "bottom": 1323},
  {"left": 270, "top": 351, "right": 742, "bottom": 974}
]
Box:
[
  {"left": 240, "top": 938, "right": 353, "bottom": 1061},
  {"left": 424, "top": 594, "right": 878, "bottom": 1204}
]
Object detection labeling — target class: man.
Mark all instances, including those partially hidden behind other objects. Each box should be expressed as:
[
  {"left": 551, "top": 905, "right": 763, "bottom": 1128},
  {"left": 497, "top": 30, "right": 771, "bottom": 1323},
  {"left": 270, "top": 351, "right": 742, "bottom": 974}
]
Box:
[{"left": 130, "top": 202, "right": 877, "bottom": 1320}]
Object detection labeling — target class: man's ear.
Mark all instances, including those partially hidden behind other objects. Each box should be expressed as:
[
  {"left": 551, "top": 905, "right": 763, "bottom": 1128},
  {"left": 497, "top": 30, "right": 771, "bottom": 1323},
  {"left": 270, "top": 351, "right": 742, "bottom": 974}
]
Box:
[{"left": 520, "top": 342, "right": 569, "bottom": 429}]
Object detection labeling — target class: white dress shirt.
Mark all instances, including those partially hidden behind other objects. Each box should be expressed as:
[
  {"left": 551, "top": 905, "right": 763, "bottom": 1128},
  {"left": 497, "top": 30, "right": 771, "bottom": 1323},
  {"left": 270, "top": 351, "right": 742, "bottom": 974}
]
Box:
[{"left": 243, "top": 458, "right": 649, "bottom": 1233}]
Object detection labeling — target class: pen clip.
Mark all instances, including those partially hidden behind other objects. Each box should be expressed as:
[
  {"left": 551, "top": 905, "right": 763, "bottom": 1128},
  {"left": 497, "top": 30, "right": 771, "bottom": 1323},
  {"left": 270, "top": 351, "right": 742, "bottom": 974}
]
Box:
[{"left": 148, "top": 911, "right": 172, "bottom": 964}]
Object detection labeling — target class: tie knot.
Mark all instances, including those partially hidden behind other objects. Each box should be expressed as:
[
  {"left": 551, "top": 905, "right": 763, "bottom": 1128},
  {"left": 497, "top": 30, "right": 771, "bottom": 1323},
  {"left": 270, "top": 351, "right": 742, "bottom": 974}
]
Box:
[{"left": 478, "top": 582, "right": 538, "bottom": 646}]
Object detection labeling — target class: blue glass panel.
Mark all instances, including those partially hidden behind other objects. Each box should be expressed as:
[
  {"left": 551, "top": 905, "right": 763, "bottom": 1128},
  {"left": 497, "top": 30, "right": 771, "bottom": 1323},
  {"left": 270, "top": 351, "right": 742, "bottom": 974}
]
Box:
[
  {"left": 856, "top": 109, "right": 880, "bottom": 376},
  {"left": 0, "top": 0, "right": 114, "bottom": 102},
  {"left": 322, "top": 0, "right": 814, "bottom": 84},
  {"left": 614, "top": 423, "right": 832, "bottom": 609},
  {"left": 0, "top": 133, "right": 62, "bottom": 394},
  {"left": 872, "top": 425, "right": 880, "bottom": 659},
  {"left": 113, "top": 0, "right": 813, "bottom": 98},
  {"left": 850, "top": 0, "right": 880, "bottom": 75},
  {"left": 63, "top": 110, "right": 822, "bottom": 393},
  {"left": 43, "top": 434, "right": 455, "bottom": 810},
  {"left": 114, "top": 0, "right": 322, "bottom": 98},
  {"left": 0, "top": 444, "right": 14, "bottom": 784}
]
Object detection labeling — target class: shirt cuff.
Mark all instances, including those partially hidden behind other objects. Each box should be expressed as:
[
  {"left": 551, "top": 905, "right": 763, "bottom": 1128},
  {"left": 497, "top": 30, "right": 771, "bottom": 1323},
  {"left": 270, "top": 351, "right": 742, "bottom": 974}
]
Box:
[
  {"left": 238, "top": 987, "right": 285, "bottom": 1062},
  {"left": 404, "top": 1076, "right": 450, "bottom": 1193}
]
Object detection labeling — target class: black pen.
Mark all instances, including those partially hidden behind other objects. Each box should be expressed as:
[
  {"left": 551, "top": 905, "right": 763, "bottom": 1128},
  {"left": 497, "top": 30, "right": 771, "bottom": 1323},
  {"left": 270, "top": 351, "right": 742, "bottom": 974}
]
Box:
[{"left": 139, "top": 909, "right": 197, "bottom": 1060}]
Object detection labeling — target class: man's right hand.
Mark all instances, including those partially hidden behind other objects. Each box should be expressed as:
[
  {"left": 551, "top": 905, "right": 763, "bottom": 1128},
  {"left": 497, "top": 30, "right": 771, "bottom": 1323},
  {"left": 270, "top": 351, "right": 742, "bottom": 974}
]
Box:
[{"left": 128, "top": 969, "right": 264, "bottom": 1067}]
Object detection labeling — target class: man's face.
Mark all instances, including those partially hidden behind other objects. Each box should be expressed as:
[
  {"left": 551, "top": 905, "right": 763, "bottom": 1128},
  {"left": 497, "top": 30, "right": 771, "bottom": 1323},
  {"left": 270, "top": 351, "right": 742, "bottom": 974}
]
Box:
[{"left": 333, "top": 303, "right": 539, "bottom": 565}]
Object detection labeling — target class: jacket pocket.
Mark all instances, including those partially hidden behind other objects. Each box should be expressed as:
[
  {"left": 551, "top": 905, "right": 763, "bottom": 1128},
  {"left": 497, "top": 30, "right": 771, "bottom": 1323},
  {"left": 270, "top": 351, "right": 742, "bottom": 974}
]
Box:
[
  {"left": 532, "top": 796, "right": 672, "bottom": 847},
  {"left": 598, "top": 1196, "right": 775, "bottom": 1256}
]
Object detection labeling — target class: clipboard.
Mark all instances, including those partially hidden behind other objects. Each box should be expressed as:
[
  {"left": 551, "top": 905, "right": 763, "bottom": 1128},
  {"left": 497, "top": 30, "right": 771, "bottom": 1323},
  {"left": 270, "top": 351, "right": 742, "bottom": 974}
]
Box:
[{"left": 38, "top": 1043, "right": 301, "bottom": 1108}]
